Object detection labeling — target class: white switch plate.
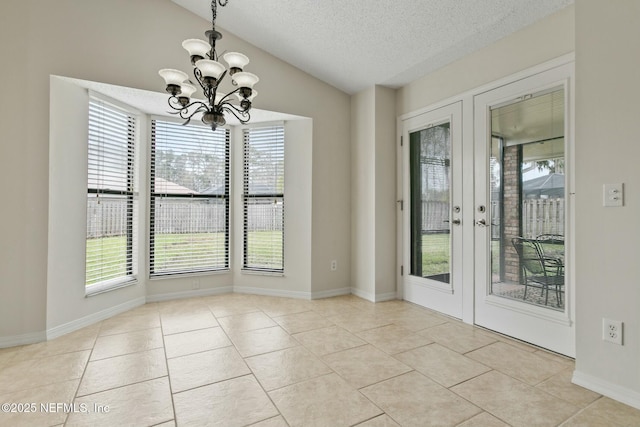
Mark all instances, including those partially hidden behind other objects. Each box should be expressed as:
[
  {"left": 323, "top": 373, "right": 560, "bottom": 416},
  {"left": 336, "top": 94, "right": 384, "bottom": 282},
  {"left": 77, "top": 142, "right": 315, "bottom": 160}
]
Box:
[{"left": 603, "top": 183, "right": 624, "bottom": 207}]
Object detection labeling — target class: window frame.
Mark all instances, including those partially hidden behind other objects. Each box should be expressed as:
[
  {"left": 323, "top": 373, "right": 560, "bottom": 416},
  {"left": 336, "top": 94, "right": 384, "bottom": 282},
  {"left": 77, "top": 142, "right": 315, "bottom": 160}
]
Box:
[
  {"left": 242, "top": 124, "right": 285, "bottom": 274},
  {"left": 149, "top": 117, "right": 231, "bottom": 277},
  {"left": 85, "top": 95, "right": 139, "bottom": 295}
]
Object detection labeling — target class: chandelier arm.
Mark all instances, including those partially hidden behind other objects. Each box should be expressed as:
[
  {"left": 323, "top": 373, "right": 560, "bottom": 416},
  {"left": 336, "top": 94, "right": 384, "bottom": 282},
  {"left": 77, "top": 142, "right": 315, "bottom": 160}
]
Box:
[{"left": 221, "top": 103, "right": 251, "bottom": 124}]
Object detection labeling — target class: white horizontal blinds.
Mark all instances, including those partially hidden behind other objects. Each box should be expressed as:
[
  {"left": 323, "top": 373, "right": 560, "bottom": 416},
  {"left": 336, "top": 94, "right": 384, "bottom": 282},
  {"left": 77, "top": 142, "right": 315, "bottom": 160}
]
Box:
[
  {"left": 86, "top": 99, "right": 137, "bottom": 288},
  {"left": 150, "top": 119, "right": 229, "bottom": 275},
  {"left": 243, "top": 126, "right": 284, "bottom": 272}
]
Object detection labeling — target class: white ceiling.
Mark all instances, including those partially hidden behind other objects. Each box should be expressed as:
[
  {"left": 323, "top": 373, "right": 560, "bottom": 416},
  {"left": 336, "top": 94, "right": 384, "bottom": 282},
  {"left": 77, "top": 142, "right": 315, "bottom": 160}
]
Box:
[{"left": 173, "top": 0, "right": 573, "bottom": 94}]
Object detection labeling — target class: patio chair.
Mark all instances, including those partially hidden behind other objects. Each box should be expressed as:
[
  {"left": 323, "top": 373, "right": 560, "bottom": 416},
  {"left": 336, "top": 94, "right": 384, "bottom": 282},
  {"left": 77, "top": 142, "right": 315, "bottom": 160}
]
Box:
[
  {"left": 536, "top": 234, "right": 565, "bottom": 276},
  {"left": 511, "top": 237, "right": 564, "bottom": 306}
]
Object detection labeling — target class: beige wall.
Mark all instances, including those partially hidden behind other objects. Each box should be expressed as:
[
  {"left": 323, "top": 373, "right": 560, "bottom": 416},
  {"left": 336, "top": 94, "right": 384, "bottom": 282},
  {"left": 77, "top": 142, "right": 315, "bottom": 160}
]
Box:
[
  {"left": 0, "top": 0, "right": 351, "bottom": 342},
  {"left": 574, "top": 0, "right": 640, "bottom": 404},
  {"left": 397, "top": 5, "right": 575, "bottom": 115},
  {"left": 350, "top": 86, "right": 397, "bottom": 301}
]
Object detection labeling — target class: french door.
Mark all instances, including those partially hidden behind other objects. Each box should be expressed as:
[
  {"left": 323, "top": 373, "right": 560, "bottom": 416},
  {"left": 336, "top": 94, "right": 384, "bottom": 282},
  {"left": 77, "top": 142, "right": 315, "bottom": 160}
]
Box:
[
  {"left": 401, "top": 102, "right": 463, "bottom": 318},
  {"left": 473, "top": 63, "right": 574, "bottom": 356},
  {"left": 399, "top": 60, "right": 574, "bottom": 356}
]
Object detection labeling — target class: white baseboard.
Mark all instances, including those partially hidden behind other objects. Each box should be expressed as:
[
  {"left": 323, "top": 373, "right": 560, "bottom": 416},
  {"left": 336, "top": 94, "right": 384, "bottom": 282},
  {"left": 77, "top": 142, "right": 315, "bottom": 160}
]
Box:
[
  {"left": 311, "top": 287, "right": 352, "bottom": 300},
  {"left": 233, "top": 286, "right": 311, "bottom": 300},
  {"left": 350, "top": 288, "right": 397, "bottom": 302},
  {"left": 573, "top": 370, "right": 640, "bottom": 410},
  {"left": 47, "top": 296, "right": 146, "bottom": 340},
  {"left": 146, "top": 286, "right": 233, "bottom": 303},
  {"left": 0, "top": 330, "right": 47, "bottom": 349}
]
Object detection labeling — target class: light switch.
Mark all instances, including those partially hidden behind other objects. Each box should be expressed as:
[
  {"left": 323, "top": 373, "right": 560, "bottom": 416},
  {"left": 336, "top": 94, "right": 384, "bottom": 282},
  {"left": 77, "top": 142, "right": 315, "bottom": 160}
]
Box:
[{"left": 603, "top": 183, "right": 624, "bottom": 207}]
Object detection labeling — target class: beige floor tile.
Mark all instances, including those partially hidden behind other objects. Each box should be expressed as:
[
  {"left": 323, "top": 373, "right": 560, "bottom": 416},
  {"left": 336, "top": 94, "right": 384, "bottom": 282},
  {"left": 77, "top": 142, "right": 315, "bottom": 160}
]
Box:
[
  {"left": 269, "top": 373, "right": 383, "bottom": 427},
  {"left": 559, "top": 409, "right": 614, "bottom": 427},
  {"left": 208, "top": 301, "right": 260, "bottom": 318},
  {"left": 174, "top": 375, "right": 278, "bottom": 427},
  {"left": 322, "top": 345, "right": 412, "bottom": 389},
  {"left": 0, "top": 346, "right": 24, "bottom": 368},
  {"left": 385, "top": 310, "right": 448, "bottom": 332},
  {"left": 536, "top": 368, "right": 601, "bottom": 408},
  {"left": 533, "top": 348, "right": 576, "bottom": 368},
  {"left": 161, "top": 310, "right": 219, "bottom": 335},
  {"left": 466, "top": 341, "right": 567, "bottom": 386},
  {"left": 78, "top": 348, "right": 167, "bottom": 396},
  {"left": 457, "top": 412, "right": 510, "bottom": 427},
  {"left": 91, "top": 328, "right": 163, "bottom": 361},
  {"left": 260, "top": 299, "right": 313, "bottom": 317},
  {"left": 18, "top": 325, "right": 99, "bottom": 361},
  {"left": 164, "top": 326, "right": 231, "bottom": 359},
  {"left": 419, "top": 322, "right": 497, "bottom": 354},
  {"left": 0, "top": 350, "right": 90, "bottom": 393},
  {"left": 229, "top": 326, "right": 299, "bottom": 357},
  {"left": 98, "top": 311, "right": 161, "bottom": 336},
  {"left": 293, "top": 325, "right": 367, "bottom": 356},
  {"left": 577, "top": 397, "right": 640, "bottom": 426},
  {"left": 451, "top": 370, "right": 579, "bottom": 427},
  {"left": 67, "top": 377, "right": 173, "bottom": 427},
  {"left": 328, "top": 311, "right": 394, "bottom": 333},
  {"left": 361, "top": 371, "right": 481, "bottom": 427},
  {"left": 0, "top": 379, "right": 79, "bottom": 427},
  {"left": 168, "top": 346, "right": 250, "bottom": 392},
  {"left": 248, "top": 415, "right": 289, "bottom": 426},
  {"left": 117, "top": 302, "right": 159, "bottom": 317},
  {"left": 245, "top": 346, "right": 331, "bottom": 391},
  {"left": 395, "top": 343, "right": 490, "bottom": 387},
  {"left": 218, "top": 311, "right": 277, "bottom": 333},
  {"left": 155, "top": 421, "right": 176, "bottom": 427},
  {"left": 273, "top": 310, "right": 334, "bottom": 334},
  {"left": 309, "top": 298, "right": 363, "bottom": 317},
  {"left": 357, "top": 324, "right": 434, "bottom": 354},
  {"left": 355, "top": 414, "right": 401, "bottom": 426},
  {"left": 157, "top": 298, "right": 210, "bottom": 316}
]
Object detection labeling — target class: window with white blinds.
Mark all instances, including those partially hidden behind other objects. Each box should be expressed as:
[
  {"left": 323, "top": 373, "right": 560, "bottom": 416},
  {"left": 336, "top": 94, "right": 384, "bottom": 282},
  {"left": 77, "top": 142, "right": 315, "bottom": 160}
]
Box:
[
  {"left": 243, "top": 125, "right": 284, "bottom": 272},
  {"left": 150, "top": 119, "right": 229, "bottom": 275},
  {"left": 86, "top": 99, "right": 137, "bottom": 291}
]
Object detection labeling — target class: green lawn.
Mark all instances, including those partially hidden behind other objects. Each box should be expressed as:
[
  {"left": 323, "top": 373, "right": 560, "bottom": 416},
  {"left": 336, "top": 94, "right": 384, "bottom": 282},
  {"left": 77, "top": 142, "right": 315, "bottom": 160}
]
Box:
[
  {"left": 86, "top": 230, "right": 283, "bottom": 286},
  {"left": 420, "top": 233, "right": 450, "bottom": 277}
]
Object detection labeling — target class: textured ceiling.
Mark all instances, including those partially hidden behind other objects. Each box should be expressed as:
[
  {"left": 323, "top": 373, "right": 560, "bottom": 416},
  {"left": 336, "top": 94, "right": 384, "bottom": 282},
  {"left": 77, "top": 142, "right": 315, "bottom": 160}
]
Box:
[{"left": 172, "top": 0, "right": 573, "bottom": 94}]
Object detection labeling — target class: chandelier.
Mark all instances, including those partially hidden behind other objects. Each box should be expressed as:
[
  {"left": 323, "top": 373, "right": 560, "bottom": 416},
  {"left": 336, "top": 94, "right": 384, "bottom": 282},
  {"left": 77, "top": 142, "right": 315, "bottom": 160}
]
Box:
[{"left": 159, "top": 0, "right": 258, "bottom": 130}]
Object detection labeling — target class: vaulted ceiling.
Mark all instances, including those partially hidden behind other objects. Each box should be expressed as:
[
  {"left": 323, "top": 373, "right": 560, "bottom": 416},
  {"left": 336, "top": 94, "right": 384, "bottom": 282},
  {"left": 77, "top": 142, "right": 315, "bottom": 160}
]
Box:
[{"left": 173, "top": 0, "right": 573, "bottom": 94}]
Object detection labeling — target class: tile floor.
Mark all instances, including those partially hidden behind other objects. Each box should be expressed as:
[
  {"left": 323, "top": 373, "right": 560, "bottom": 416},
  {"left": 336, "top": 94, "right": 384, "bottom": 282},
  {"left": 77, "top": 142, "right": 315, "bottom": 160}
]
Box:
[{"left": 1, "top": 293, "right": 640, "bottom": 426}]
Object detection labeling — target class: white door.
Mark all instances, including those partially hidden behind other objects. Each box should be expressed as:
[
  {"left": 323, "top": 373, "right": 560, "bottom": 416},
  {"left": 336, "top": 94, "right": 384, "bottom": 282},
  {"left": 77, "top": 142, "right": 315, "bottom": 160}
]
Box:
[
  {"left": 473, "top": 63, "right": 575, "bottom": 356},
  {"left": 402, "top": 102, "right": 463, "bottom": 318}
]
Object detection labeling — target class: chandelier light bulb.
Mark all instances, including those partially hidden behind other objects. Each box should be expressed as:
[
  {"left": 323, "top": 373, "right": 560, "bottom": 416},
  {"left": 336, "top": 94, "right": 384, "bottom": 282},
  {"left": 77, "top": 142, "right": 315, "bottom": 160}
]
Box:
[
  {"left": 195, "top": 59, "right": 226, "bottom": 80},
  {"left": 159, "top": 69, "right": 189, "bottom": 95},
  {"left": 232, "top": 72, "right": 259, "bottom": 89},
  {"left": 223, "top": 52, "right": 250, "bottom": 74},
  {"left": 182, "top": 39, "right": 211, "bottom": 64}
]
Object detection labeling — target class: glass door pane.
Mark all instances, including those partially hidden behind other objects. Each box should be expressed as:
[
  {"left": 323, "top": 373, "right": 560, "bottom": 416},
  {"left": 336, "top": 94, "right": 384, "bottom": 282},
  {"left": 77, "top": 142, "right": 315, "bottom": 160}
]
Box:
[
  {"left": 409, "top": 123, "right": 451, "bottom": 284},
  {"left": 489, "top": 88, "right": 565, "bottom": 310}
]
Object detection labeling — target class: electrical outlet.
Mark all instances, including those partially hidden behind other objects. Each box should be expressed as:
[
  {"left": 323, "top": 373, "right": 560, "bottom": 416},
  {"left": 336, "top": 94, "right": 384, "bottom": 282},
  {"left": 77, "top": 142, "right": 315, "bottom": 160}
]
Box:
[
  {"left": 603, "top": 318, "right": 623, "bottom": 345},
  {"left": 330, "top": 260, "right": 337, "bottom": 271}
]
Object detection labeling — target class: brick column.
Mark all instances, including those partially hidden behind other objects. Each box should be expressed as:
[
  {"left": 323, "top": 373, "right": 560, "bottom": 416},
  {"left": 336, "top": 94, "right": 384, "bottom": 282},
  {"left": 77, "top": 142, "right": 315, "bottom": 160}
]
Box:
[{"left": 503, "top": 145, "right": 522, "bottom": 283}]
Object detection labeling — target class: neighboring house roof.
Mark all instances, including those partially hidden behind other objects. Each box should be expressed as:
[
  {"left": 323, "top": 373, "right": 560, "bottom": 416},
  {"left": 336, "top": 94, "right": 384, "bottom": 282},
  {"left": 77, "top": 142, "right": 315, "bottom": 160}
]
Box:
[
  {"left": 523, "top": 173, "right": 565, "bottom": 198},
  {"left": 154, "top": 177, "right": 198, "bottom": 195}
]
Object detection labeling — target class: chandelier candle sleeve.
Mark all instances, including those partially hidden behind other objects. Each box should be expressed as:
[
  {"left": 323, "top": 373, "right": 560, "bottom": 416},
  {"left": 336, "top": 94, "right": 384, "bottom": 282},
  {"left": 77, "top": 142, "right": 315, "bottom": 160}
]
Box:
[{"left": 158, "top": 0, "right": 258, "bottom": 131}]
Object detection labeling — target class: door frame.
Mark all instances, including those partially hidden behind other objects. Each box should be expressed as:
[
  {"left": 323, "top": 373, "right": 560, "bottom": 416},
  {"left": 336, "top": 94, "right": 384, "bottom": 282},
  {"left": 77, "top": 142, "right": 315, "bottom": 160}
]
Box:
[
  {"left": 396, "top": 53, "right": 575, "bottom": 353},
  {"left": 400, "top": 102, "right": 463, "bottom": 319}
]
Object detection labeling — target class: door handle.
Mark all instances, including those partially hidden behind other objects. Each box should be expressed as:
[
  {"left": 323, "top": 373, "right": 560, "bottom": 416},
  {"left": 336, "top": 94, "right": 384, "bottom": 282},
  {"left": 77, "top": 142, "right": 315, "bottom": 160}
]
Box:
[
  {"left": 452, "top": 219, "right": 461, "bottom": 225},
  {"left": 476, "top": 219, "right": 488, "bottom": 227}
]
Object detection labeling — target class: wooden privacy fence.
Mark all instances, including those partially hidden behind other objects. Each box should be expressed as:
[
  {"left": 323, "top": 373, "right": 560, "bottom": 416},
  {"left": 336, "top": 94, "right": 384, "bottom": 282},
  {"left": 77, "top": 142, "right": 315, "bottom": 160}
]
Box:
[
  {"left": 521, "top": 198, "right": 565, "bottom": 238},
  {"left": 87, "top": 198, "right": 283, "bottom": 238}
]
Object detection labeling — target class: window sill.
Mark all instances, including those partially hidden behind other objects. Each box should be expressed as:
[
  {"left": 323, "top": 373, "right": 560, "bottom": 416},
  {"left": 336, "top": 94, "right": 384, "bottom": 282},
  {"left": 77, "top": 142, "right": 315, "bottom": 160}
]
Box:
[
  {"left": 149, "top": 269, "right": 231, "bottom": 281},
  {"left": 241, "top": 269, "right": 285, "bottom": 277},
  {"left": 85, "top": 277, "right": 138, "bottom": 297}
]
